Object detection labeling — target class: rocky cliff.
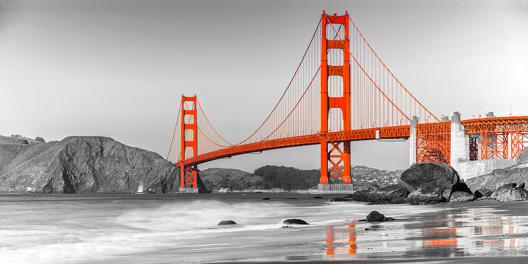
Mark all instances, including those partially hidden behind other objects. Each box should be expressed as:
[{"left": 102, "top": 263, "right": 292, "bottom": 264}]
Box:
[
  {"left": 0, "top": 136, "right": 178, "bottom": 193},
  {"left": 466, "top": 148, "right": 528, "bottom": 192}
]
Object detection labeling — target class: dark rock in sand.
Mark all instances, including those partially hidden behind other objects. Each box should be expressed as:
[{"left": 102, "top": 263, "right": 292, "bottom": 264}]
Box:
[
  {"left": 475, "top": 188, "right": 493, "bottom": 198},
  {"left": 313, "top": 196, "right": 323, "bottom": 199},
  {"left": 218, "top": 220, "right": 237, "bottom": 225},
  {"left": 365, "top": 211, "right": 394, "bottom": 222},
  {"left": 283, "top": 219, "right": 309, "bottom": 225},
  {"left": 449, "top": 191, "right": 475, "bottom": 202},
  {"left": 491, "top": 184, "right": 528, "bottom": 202},
  {"left": 262, "top": 197, "right": 270, "bottom": 200},
  {"left": 0, "top": 136, "right": 178, "bottom": 193}
]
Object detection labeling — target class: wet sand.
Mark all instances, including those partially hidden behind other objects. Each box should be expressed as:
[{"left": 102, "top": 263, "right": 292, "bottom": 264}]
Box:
[{"left": 232, "top": 199, "right": 528, "bottom": 264}]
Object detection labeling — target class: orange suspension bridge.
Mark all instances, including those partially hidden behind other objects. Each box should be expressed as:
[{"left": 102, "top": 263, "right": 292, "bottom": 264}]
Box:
[{"left": 167, "top": 11, "right": 528, "bottom": 192}]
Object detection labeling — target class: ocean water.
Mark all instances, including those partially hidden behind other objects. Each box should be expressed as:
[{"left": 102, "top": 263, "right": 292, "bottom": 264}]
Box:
[{"left": 1, "top": 193, "right": 528, "bottom": 263}]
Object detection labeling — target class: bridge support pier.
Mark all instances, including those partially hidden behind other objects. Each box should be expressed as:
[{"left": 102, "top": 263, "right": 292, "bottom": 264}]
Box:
[
  {"left": 409, "top": 116, "right": 418, "bottom": 165},
  {"left": 318, "top": 11, "right": 353, "bottom": 191},
  {"left": 178, "top": 95, "right": 199, "bottom": 192}
]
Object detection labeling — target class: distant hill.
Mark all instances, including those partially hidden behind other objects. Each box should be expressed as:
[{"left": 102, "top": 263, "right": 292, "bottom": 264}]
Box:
[
  {"left": 200, "top": 168, "right": 263, "bottom": 190},
  {"left": 199, "top": 165, "right": 401, "bottom": 191}
]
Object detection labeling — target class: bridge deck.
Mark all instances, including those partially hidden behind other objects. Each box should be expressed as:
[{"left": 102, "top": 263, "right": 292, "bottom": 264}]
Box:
[{"left": 180, "top": 125, "right": 410, "bottom": 166}]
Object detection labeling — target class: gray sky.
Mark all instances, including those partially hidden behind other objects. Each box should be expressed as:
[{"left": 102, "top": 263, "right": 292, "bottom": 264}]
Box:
[{"left": 0, "top": 0, "right": 527, "bottom": 172}]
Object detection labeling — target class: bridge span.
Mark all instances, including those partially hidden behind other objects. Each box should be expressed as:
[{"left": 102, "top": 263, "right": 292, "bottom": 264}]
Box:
[{"left": 167, "top": 11, "right": 528, "bottom": 192}]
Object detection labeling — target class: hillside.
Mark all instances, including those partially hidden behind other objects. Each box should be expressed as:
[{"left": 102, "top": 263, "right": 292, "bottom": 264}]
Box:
[
  {"left": 0, "top": 136, "right": 178, "bottom": 193},
  {"left": 200, "top": 168, "right": 263, "bottom": 190},
  {"left": 199, "top": 165, "right": 401, "bottom": 191}
]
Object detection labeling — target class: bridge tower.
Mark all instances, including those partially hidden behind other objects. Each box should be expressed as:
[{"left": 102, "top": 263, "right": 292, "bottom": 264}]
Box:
[
  {"left": 179, "top": 95, "right": 199, "bottom": 193},
  {"left": 319, "top": 11, "right": 353, "bottom": 190}
]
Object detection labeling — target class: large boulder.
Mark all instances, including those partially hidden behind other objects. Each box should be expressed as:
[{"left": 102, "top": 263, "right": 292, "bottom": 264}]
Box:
[
  {"left": 401, "top": 163, "right": 459, "bottom": 193},
  {"left": 0, "top": 136, "right": 179, "bottom": 193},
  {"left": 401, "top": 163, "right": 460, "bottom": 203},
  {"left": 491, "top": 184, "right": 528, "bottom": 202}
]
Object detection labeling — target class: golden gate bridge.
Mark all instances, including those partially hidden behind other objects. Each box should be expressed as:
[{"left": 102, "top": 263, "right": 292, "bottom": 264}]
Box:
[{"left": 167, "top": 11, "right": 528, "bottom": 193}]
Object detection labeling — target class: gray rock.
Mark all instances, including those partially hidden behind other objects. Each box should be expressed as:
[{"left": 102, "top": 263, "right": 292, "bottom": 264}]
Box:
[
  {"left": 449, "top": 191, "right": 475, "bottom": 202},
  {"left": 218, "top": 220, "right": 237, "bottom": 225},
  {"left": 0, "top": 136, "right": 179, "bottom": 193},
  {"left": 339, "top": 184, "right": 409, "bottom": 204},
  {"left": 283, "top": 219, "right": 309, "bottom": 225},
  {"left": 475, "top": 188, "right": 493, "bottom": 198},
  {"left": 491, "top": 185, "right": 528, "bottom": 202},
  {"left": 406, "top": 190, "right": 443, "bottom": 205},
  {"left": 466, "top": 168, "right": 528, "bottom": 193},
  {"left": 448, "top": 181, "right": 474, "bottom": 202},
  {"left": 401, "top": 163, "right": 459, "bottom": 197},
  {"left": 34, "top": 137, "right": 46, "bottom": 143}
]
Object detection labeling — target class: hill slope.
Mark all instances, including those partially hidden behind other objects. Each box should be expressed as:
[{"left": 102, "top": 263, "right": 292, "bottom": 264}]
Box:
[{"left": 0, "top": 136, "right": 178, "bottom": 193}]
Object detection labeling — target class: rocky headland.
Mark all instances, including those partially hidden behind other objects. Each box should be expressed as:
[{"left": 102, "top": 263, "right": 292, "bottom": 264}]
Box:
[{"left": 0, "top": 135, "right": 178, "bottom": 193}]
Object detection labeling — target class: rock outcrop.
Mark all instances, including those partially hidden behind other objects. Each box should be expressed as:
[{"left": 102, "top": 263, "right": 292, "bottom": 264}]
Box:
[
  {"left": 491, "top": 183, "right": 528, "bottom": 202},
  {"left": 0, "top": 136, "right": 178, "bottom": 193},
  {"left": 466, "top": 166, "right": 528, "bottom": 193}
]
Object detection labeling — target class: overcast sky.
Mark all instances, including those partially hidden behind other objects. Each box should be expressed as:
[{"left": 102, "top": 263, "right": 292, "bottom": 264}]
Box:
[{"left": 0, "top": 0, "right": 527, "bottom": 172}]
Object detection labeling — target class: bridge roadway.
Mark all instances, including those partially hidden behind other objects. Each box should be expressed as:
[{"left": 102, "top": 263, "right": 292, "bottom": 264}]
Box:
[
  {"left": 178, "top": 125, "right": 410, "bottom": 166},
  {"left": 177, "top": 116, "right": 528, "bottom": 167}
]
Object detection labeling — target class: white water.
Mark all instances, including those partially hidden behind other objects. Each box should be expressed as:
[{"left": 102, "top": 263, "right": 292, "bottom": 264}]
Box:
[{"left": 0, "top": 194, "right": 441, "bottom": 264}]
